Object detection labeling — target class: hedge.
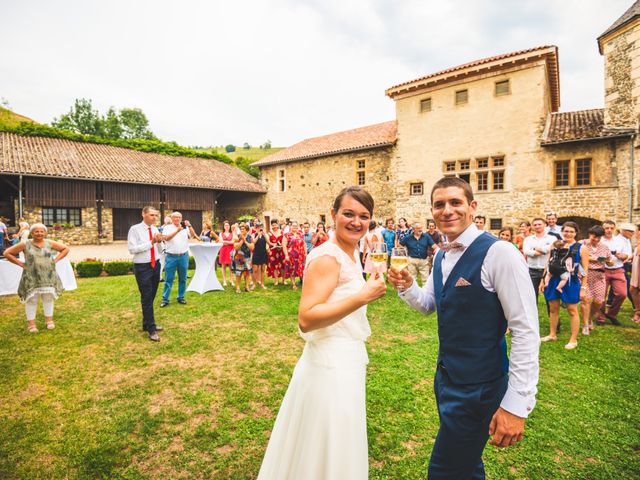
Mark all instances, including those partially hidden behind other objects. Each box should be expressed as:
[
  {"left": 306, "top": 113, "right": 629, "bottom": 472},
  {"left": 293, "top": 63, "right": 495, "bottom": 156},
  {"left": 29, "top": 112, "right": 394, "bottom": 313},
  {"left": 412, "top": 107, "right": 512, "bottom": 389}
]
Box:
[
  {"left": 103, "top": 261, "right": 133, "bottom": 276},
  {"left": 76, "top": 261, "right": 104, "bottom": 278}
]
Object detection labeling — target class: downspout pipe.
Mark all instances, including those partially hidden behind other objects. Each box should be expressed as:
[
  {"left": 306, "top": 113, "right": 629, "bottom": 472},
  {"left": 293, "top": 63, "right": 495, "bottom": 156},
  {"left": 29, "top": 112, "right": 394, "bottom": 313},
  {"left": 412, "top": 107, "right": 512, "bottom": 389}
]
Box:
[
  {"left": 630, "top": 132, "right": 637, "bottom": 223},
  {"left": 18, "top": 175, "right": 23, "bottom": 220}
]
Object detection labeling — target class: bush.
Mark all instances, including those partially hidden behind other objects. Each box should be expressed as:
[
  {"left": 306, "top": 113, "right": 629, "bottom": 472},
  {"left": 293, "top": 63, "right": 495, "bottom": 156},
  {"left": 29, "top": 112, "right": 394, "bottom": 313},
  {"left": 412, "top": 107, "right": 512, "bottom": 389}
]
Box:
[
  {"left": 189, "top": 255, "right": 195, "bottom": 269},
  {"left": 103, "top": 260, "right": 133, "bottom": 276},
  {"left": 76, "top": 261, "right": 104, "bottom": 277},
  {"left": 225, "top": 144, "right": 236, "bottom": 153}
]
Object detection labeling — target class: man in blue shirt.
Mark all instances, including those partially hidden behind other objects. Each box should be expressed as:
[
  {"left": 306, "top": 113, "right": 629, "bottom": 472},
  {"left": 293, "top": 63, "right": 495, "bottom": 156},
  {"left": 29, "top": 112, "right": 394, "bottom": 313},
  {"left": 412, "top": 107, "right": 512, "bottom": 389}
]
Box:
[
  {"left": 400, "top": 222, "right": 435, "bottom": 285},
  {"left": 381, "top": 218, "right": 396, "bottom": 265},
  {"left": 302, "top": 222, "right": 313, "bottom": 253}
]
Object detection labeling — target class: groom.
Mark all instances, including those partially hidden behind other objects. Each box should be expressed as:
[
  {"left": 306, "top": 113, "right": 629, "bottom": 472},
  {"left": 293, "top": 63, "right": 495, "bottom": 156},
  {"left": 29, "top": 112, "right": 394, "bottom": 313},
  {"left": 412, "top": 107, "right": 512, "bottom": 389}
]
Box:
[{"left": 389, "top": 177, "right": 539, "bottom": 479}]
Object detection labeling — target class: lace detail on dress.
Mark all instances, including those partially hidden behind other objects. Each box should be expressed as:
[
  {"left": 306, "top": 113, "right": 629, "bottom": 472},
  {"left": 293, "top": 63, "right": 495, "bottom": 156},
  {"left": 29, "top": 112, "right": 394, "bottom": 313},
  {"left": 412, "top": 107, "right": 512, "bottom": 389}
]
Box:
[{"left": 305, "top": 241, "right": 360, "bottom": 285}]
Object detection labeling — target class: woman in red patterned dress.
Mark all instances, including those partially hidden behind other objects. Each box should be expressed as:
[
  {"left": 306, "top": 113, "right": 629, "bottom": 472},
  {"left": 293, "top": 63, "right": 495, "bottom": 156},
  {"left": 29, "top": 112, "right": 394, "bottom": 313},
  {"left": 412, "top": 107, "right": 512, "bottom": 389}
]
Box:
[
  {"left": 267, "top": 219, "right": 285, "bottom": 286},
  {"left": 580, "top": 225, "right": 611, "bottom": 335},
  {"left": 219, "top": 220, "right": 234, "bottom": 287},
  {"left": 283, "top": 221, "right": 306, "bottom": 290}
]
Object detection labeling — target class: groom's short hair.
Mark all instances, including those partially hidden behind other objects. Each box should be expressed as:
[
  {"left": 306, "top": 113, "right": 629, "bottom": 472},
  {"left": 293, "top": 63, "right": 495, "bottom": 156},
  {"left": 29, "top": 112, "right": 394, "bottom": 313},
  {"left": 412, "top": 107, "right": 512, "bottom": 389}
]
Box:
[{"left": 430, "top": 177, "right": 474, "bottom": 204}]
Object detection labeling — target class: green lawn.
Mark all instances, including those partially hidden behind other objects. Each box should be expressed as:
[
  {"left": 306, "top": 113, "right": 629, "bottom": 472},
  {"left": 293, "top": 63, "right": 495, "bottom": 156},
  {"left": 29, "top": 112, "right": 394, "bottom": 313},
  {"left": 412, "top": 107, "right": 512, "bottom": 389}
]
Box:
[{"left": 0, "top": 273, "right": 638, "bottom": 479}]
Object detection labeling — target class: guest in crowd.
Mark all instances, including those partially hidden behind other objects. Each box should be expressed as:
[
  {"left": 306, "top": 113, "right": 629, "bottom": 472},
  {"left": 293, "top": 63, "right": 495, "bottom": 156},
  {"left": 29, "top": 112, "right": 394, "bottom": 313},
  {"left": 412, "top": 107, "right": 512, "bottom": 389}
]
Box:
[
  {"left": 598, "top": 220, "right": 633, "bottom": 326},
  {"left": 515, "top": 221, "right": 531, "bottom": 252},
  {"left": 580, "top": 225, "right": 610, "bottom": 335},
  {"left": 232, "top": 222, "right": 255, "bottom": 293},
  {"left": 312, "top": 222, "right": 329, "bottom": 248},
  {"left": 400, "top": 222, "right": 435, "bottom": 285},
  {"left": 498, "top": 226, "right": 519, "bottom": 250},
  {"left": 17, "top": 221, "right": 30, "bottom": 243},
  {"left": 0, "top": 216, "right": 7, "bottom": 256},
  {"left": 252, "top": 222, "right": 269, "bottom": 289},
  {"left": 395, "top": 217, "right": 412, "bottom": 246},
  {"left": 362, "top": 221, "right": 380, "bottom": 276},
  {"left": 283, "top": 221, "right": 306, "bottom": 290},
  {"left": 545, "top": 212, "right": 562, "bottom": 239},
  {"left": 219, "top": 220, "right": 235, "bottom": 287},
  {"left": 160, "top": 212, "right": 196, "bottom": 307},
  {"left": 542, "top": 221, "right": 588, "bottom": 350},
  {"left": 381, "top": 218, "right": 396, "bottom": 266},
  {"left": 267, "top": 219, "right": 285, "bottom": 286},
  {"left": 4, "top": 223, "right": 69, "bottom": 333},
  {"left": 523, "top": 218, "right": 556, "bottom": 316},
  {"left": 474, "top": 215, "right": 486, "bottom": 231},
  {"left": 302, "top": 222, "right": 314, "bottom": 253},
  {"left": 127, "top": 206, "right": 163, "bottom": 341},
  {"left": 629, "top": 226, "right": 640, "bottom": 324},
  {"left": 200, "top": 221, "right": 219, "bottom": 243},
  {"left": 425, "top": 219, "right": 443, "bottom": 247}
]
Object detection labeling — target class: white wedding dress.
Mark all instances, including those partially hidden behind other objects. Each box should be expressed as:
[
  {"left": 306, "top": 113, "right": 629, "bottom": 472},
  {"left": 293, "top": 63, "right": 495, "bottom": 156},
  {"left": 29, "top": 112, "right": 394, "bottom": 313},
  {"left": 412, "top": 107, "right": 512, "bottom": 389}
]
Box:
[{"left": 258, "top": 241, "right": 371, "bottom": 480}]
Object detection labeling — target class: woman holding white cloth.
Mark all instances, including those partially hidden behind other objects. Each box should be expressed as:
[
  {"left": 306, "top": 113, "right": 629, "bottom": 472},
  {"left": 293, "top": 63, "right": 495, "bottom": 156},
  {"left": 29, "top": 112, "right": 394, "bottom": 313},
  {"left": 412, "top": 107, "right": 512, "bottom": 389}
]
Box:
[{"left": 258, "top": 186, "right": 387, "bottom": 480}]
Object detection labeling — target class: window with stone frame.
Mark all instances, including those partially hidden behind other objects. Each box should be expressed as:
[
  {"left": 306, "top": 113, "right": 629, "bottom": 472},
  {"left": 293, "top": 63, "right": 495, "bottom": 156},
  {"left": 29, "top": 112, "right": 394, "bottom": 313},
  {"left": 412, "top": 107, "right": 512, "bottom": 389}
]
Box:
[
  {"left": 459, "top": 159, "right": 470, "bottom": 170},
  {"left": 477, "top": 157, "right": 488, "bottom": 169},
  {"left": 455, "top": 89, "right": 468, "bottom": 105},
  {"left": 278, "top": 169, "right": 286, "bottom": 192},
  {"left": 477, "top": 172, "right": 488, "bottom": 191},
  {"left": 492, "top": 171, "right": 505, "bottom": 191},
  {"left": 42, "top": 207, "right": 82, "bottom": 226},
  {"left": 554, "top": 160, "right": 570, "bottom": 187},
  {"left": 357, "top": 171, "right": 366, "bottom": 186},
  {"left": 357, "top": 160, "right": 365, "bottom": 169},
  {"left": 495, "top": 79, "right": 510, "bottom": 96},
  {"left": 420, "top": 98, "right": 432, "bottom": 113},
  {"left": 490, "top": 218, "right": 503, "bottom": 230},
  {"left": 410, "top": 183, "right": 424, "bottom": 195},
  {"left": 576, "top": 158, "right": 592, "bottom": 186},
  {"left": 492, "top": 155, "right": 504, "bottom": 167},
  {"left": 444, "top": 161, "right": 456, "bottom": 172}
]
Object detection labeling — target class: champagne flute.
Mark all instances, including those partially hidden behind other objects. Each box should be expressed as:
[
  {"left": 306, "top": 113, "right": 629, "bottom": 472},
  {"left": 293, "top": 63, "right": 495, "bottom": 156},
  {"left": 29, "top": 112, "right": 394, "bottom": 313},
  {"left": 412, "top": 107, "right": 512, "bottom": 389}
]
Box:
[
  {"left": 370, "top": 242, "right": 388, "bottom": 273},
  {"left": 390, "top": 247, "right": 409, "bottom": 271}
]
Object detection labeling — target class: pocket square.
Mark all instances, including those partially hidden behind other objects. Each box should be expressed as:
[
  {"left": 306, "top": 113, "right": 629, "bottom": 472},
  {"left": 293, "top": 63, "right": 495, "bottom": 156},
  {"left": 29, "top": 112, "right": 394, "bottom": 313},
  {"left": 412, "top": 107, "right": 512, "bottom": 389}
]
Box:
[{"left": 455, "top": 277, "right": 472, "bottom": 287}]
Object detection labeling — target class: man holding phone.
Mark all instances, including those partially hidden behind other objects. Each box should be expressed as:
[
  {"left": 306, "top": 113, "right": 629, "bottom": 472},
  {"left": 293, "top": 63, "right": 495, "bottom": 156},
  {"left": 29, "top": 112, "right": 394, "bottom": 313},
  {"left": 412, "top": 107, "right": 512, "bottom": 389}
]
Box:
[{"left": 160, "top": 211, "right": 197, "bottom": 307}]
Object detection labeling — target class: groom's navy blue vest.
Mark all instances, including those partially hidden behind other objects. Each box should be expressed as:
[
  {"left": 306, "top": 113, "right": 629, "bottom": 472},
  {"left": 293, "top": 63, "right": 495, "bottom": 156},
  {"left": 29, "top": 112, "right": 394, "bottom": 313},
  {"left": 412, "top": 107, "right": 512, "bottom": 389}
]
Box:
[{"left": 433, "top": 233, "right": 509, "bottom": 385}]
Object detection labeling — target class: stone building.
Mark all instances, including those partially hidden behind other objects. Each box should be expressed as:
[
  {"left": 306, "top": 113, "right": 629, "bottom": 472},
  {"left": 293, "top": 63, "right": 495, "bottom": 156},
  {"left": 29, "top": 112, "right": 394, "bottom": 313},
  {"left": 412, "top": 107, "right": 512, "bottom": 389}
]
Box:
[
  {"left": 253, "top": 2, "right": 640, "bottom": 234},
  {"left": 0, "top": 133, "right": 264, "bottom": 244}
]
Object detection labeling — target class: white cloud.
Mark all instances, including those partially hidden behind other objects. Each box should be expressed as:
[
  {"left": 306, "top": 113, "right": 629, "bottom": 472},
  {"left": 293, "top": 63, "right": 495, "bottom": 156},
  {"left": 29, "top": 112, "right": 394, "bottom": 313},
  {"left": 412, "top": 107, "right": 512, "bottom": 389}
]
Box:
[{"left": 0, "top": 0, "right": 632, "bottom": 146}]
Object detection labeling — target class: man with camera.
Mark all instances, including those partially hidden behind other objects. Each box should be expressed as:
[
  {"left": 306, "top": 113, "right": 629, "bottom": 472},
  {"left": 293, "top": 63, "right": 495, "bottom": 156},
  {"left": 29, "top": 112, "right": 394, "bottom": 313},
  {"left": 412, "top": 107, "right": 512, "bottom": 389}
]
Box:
[{"left": 160, "top": 211, "right": 197, "bottom": 307}]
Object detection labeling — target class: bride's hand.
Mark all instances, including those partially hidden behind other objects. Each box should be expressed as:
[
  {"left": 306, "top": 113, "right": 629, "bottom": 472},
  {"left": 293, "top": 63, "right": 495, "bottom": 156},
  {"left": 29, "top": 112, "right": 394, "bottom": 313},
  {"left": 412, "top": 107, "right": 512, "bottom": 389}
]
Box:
[{"left": 358, "top": 272, "right": 387, "bottom": 304}]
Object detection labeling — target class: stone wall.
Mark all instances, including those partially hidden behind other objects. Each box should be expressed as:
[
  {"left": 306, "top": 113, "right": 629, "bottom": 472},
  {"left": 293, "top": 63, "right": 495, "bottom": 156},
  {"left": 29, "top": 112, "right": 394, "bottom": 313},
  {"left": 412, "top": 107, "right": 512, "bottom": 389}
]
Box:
[
  {"left": 602, "top": 18, "right": 640, "bottom": 129},
  {"left": 20, "top": 205, "right": 114, "bottom": 245},
  {"left": 258, "top": 147, "right": 394, "bottom": 225}
]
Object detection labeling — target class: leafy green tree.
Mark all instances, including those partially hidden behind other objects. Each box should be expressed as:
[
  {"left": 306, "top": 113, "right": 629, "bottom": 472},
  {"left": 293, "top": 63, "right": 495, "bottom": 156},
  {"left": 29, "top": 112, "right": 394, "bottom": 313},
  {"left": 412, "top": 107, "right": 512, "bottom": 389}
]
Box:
[
  {"left": 243, "top": 142, "right": 251, "bottom": 149},
  {"left": 225, "top": 144, "right": 236, "bottom": 153},
  {"left": 235, "top": 156, "right": 259, "bottom": 178},
  {"left": 52, "top": 98, "right": 103, "bottom": 136},
  {"left": 102, "top": 107, "right": 123, "bottom": 139},
  {"left": 261, "top": 139, "right": 272, "bottom": 149},
  {"left": 119, "top": 108, "right": 155, "bottom": 140}
]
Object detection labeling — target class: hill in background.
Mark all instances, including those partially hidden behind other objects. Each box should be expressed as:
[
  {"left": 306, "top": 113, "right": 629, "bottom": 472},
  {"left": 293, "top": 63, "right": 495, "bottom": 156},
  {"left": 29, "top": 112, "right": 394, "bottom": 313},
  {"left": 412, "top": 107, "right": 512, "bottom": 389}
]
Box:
[
  {"left": 195, "top": 146, "right": 283, "bottom": 162},
  {"left": 0, "top": 107, "right": 37, "bottom": 129}
]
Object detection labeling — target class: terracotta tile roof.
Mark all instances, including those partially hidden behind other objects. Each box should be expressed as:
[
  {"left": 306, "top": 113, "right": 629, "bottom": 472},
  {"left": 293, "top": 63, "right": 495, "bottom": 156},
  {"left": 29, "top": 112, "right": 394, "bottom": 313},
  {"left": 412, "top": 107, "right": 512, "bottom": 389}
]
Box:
[
  {"left": 541, "top": 109, "right": 635, "bottom": 145},
  {"left": 251, "top": 121, "right": 396, "bottom": 167},
  {"left": 385, "top": 45, "right": 560, "bottom": 112},
  {"left": 598, "top": 0, "right": 640, "bottom": 52},
  {"left": 0, "top": 132, "right": 265, "bottom": 193}
]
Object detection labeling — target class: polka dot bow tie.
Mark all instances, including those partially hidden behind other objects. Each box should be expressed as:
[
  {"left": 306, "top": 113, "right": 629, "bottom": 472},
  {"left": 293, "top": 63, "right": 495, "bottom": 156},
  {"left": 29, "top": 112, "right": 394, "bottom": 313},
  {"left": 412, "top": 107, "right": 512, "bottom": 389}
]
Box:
[{"left": 441, "top": 241, "right": 466, "bottom": 253}]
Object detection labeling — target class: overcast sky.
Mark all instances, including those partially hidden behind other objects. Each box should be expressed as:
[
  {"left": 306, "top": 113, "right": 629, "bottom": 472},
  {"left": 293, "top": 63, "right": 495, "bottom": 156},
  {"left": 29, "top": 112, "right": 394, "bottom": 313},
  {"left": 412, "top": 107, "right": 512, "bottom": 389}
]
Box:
[{"left": 0, "top": 0, "right": 632, "bottom": 147}]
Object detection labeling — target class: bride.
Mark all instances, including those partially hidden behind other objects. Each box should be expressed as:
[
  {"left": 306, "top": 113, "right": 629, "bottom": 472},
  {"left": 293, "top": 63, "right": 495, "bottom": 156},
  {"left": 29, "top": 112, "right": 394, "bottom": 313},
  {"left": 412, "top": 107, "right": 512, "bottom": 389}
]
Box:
[{"left": 258, "top": 186, "right": 387, "bottom": 479}]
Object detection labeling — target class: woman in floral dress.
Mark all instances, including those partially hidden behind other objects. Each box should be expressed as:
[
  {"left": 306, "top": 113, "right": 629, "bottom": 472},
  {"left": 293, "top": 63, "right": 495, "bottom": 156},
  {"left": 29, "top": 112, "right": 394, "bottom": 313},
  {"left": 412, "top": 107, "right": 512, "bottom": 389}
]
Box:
[
  {"left": 283, "top": 221, "right": 306, "bottom": 290},
  {"left": 219, "top": 220, "right": 234, "bottom": 287},
  {"left": 267, "top": 219, "right": 285, "bottom": 286},
  {"left": 580, "top": 225, "right": 611, "bottom": 335}
]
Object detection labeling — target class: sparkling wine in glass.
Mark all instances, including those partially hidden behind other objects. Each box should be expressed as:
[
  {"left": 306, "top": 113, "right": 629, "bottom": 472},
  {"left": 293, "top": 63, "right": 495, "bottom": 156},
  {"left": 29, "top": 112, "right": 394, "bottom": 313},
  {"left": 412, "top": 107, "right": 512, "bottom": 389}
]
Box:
[
  {"left": 370, "top": 242, "right": 388, "bottom": 269},
  {"left": 390, "top": 247, "right": 409, "bottom": 270}
]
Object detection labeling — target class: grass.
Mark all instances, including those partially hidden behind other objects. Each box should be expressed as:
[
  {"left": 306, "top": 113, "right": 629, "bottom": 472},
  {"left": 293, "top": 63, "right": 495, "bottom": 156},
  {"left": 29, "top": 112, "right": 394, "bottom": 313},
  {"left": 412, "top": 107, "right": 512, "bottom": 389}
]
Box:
[
  {"left": 0, "top": 106, "right": 37, "bottom": 129},
  {"left": 0, "top": 273, "right": 639, "bottom": 479},
  {"left": 194, "top": 147, "right": 283, "bottom": 162}
]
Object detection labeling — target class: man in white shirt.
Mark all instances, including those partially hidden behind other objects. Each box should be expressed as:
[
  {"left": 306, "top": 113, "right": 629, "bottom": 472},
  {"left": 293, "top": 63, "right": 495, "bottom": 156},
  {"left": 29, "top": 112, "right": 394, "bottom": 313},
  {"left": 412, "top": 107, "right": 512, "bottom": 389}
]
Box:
[
  {"left": 160, "top": 211, "right": 197, "bottom": 308},
  {"left": 523, "top": 218, "right": 557, "bottom": 324},
  {"left": 0, "top": 217, "right": 7, "bottom": 256},
  {"left": 388, "top": 177, "right": 539, "bottom": 479},
  {"left": 127, "top": 206, "right": 164, "bottom": 342},
  {"left": 598, "top": 220, "right": 634, "bottom": 326},
  {"left": 544, "top": 212, "right": 562, "bottom": 239}
]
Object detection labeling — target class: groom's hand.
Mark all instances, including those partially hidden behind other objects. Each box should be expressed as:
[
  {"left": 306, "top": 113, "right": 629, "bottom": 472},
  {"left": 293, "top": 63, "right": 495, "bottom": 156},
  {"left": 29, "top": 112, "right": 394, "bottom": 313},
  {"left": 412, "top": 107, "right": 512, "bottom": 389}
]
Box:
[
  {"left": 488, "top": 407, "right": 525, "bottom": 448},
  {"left": 388, "top": 267, "right": 413, "bottom": 291}
]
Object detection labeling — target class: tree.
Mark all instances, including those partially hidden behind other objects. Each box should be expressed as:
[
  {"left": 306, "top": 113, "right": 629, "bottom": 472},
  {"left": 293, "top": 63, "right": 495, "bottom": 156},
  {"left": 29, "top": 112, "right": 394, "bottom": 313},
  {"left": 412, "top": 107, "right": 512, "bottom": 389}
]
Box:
[
  {"left": 261, "top": 139, "right": 272, "bottom": 149},
  {"left": 225, "top": 144, "right": 236, "bottom": 153},
  {"left": 243, "top": 142, "right": 251, "bottom": 149},
  {"left": 102, "top": 107, "right": 123, "bottom": 139},
  {"left": 52, "top": 98, "right": 103, "bottom": 136},
  {"left": 119, "top": 108, "right": 155, "bottom": 140}
]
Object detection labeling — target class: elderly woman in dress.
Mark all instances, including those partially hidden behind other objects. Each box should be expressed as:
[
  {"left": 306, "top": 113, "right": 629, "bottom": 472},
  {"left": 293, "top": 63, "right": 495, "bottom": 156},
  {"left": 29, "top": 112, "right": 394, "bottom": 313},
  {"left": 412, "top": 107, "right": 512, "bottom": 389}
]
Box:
[
  {"left": 579, "top": 225, "right": 611, "bottom": 335},
  {"left": 4, "top": 223, "right": 69, "bottom": 333}
]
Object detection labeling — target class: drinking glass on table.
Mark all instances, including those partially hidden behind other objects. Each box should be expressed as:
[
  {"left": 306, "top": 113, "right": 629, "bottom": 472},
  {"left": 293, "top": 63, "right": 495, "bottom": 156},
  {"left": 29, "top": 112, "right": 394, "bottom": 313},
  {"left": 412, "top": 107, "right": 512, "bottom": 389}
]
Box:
[{"left": 370, "top": 242, "right": 388, "bottom": 274}]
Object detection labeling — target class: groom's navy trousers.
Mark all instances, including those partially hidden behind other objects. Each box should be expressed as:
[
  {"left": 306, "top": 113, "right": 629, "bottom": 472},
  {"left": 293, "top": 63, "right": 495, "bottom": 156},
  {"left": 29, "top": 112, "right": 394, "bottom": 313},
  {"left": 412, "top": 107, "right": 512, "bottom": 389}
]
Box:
[{"left": 429, "top": 234, "right": 509, "bottom": 480}]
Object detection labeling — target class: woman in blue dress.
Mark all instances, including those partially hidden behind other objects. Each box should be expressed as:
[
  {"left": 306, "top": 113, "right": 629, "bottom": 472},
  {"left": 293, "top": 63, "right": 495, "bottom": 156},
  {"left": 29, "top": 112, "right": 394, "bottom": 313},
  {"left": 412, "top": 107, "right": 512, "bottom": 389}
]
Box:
[{"left": 541, "top": 221, "right": 589, "bottom": 350}]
